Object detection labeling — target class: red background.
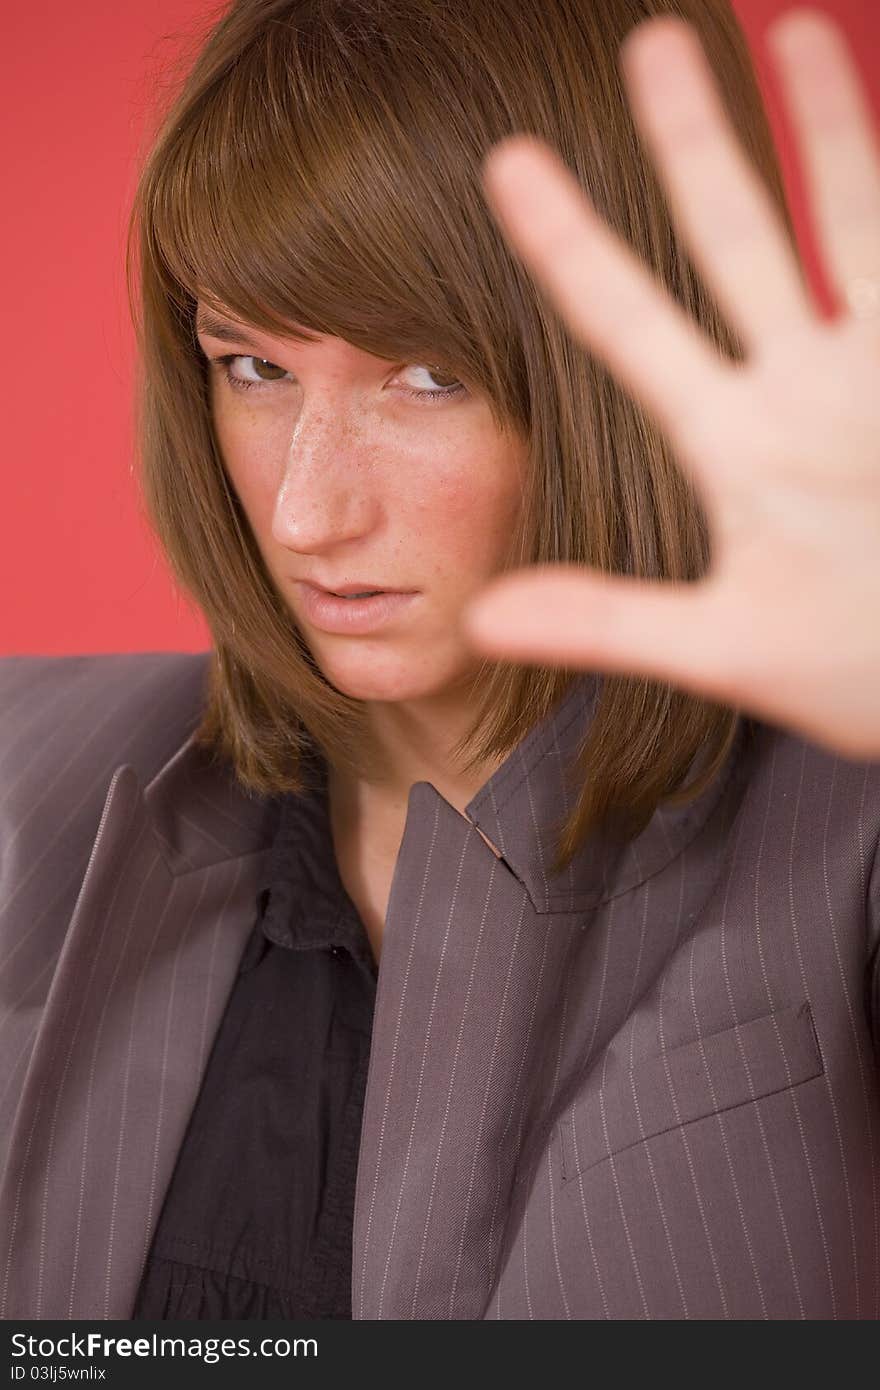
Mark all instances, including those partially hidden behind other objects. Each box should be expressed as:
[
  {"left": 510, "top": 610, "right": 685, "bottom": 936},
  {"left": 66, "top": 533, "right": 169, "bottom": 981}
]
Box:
[{"left": 2, "top": 1, "right": 878, "bottom": 657}]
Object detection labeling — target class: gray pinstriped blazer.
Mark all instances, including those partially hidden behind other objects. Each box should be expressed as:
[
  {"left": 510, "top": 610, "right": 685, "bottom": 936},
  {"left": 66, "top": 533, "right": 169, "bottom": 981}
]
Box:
[{"left": 1, "top": 649, "right": 880, "bottom": 1320}]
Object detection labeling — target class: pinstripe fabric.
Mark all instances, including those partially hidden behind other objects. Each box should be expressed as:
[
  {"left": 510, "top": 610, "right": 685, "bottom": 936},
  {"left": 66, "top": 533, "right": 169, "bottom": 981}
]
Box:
[{"left": 1, "top": 651, "right": 879, "bottom": 1319}]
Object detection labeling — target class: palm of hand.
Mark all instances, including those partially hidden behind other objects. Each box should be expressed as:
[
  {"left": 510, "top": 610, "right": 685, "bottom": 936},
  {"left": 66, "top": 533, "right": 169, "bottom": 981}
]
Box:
[{"left": 462, "top": 11, "right": 880, "bottom": 760}]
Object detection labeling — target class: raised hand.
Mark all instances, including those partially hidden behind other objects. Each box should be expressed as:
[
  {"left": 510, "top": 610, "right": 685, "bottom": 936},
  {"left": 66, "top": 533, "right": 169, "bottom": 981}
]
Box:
[{"left": 461, "top": 9, "right": 880, "bottom": 761}]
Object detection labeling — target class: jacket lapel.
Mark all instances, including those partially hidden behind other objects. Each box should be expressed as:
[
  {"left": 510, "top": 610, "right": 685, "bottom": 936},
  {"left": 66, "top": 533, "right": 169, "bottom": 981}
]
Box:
[
  {"left": 352, "top": 673, "right": 748, "bottom": 1318},
  {"left": 0, "top": 730, "right": 277, "bottom": 1320}
]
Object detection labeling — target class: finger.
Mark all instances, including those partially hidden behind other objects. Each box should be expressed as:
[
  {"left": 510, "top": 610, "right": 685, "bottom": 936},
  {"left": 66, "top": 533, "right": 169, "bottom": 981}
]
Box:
[
  {"left": 765, "top": 9, "right": 880, "bottom": 319},
  {"left": 460, "top": 565, "right": 741, "bottom": 705},
  {"left": 619, "top": 17, "right": 814, "bottom": 351},
  {"left": 481, "top": 135, "right": 733, "bottom": 457}
]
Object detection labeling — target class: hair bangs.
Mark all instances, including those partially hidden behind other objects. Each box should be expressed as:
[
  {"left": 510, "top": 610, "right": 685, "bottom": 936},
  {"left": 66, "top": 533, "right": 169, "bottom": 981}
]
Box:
[{"left": 144, "top": 8, "right": 527, "bottom": 434}]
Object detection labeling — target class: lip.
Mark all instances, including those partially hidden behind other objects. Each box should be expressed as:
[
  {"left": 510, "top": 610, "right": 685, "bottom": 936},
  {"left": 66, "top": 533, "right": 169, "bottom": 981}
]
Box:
[
  {"left": 311, "top": 580, "right": 399, "bottom": 595},
  {"left": 294, "top": 580, "right": 418, "bottom": 635}
]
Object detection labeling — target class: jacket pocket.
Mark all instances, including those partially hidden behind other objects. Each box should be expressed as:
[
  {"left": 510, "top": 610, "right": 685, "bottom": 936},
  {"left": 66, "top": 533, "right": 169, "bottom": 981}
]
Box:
[{"left": 558, "top": 1000, "right": 824, "bottom": 1187}]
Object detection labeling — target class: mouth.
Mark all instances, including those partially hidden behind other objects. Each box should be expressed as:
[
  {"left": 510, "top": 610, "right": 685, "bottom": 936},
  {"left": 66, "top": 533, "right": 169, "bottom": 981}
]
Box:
[
  {"left": 293, "top": 581, "right": 418, "bottom": 634},
  {"left": 326, "top": 589, "right": 385, "bottom": 599},
  {"left": 305, "top": 580, "right": 413, "bottom": 598}
]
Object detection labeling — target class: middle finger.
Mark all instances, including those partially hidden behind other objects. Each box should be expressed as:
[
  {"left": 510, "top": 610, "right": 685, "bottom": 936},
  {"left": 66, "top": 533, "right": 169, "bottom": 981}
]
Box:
[{"left": 619, "top": 16, "right": 814, "bottom": 352}]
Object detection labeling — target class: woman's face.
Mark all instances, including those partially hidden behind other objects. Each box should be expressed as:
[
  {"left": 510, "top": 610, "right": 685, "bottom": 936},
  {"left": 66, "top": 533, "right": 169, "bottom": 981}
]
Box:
[{"left": 196, "top": 302, "right": 528, "bottom": 705}]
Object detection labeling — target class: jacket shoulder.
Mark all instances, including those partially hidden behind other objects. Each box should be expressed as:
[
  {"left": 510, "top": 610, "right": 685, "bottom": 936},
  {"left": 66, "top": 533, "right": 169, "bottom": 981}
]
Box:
[
  {"left": 0, "top": 649, "right": 212, "bottom": 850},
  {"left": 0, "top": 650, "right": 215, "bottom": 1032},
  {"left": 0, "top": 649, "right": 212, "bottom": 780}
]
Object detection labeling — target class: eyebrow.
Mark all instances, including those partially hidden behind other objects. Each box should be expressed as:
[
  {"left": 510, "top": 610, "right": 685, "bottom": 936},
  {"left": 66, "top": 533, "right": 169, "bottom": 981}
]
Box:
[{"left": 194, "top": 311, "right": 267, "bottom": 351}]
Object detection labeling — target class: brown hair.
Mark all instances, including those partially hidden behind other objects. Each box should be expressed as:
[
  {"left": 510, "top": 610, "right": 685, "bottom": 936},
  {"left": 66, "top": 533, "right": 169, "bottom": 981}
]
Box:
[{"left": 126, "top": 0, "right": 798, "bottom": 876}]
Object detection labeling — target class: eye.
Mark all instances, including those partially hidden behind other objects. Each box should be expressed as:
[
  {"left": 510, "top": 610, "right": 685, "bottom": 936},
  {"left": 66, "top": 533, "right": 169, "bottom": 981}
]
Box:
[
  {"left": 398, "top": 363, "right": 467, "bottom": 402},
  {"left": 207, "top": 354, "right": 467, "bottom": 403},
  {"left": 209, "top": 354, "right": 291, "bottom": 393}
]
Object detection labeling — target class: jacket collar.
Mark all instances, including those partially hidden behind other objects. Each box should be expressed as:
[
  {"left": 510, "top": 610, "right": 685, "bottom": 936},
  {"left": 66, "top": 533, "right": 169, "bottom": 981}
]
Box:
[
  {"left": 465, "top": 674, "right": 748, "bottom": 913},
  {"left": 144, "top": 668, "right": 747, "bottom": 915}
]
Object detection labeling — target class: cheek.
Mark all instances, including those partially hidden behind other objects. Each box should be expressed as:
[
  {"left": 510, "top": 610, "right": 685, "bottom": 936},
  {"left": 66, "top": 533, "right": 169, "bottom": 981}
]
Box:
[
  {"left": 408, "top": 446, "right": 525, "bottom": 561},
  {"left": 214, "top": 413, "right": 279, "bottom": 528}
]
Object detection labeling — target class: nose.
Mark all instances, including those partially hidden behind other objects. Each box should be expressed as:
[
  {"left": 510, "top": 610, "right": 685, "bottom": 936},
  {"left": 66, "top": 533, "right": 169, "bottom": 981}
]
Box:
[{"left": 270, "top": 407, "right": 380, "bottom": 554}]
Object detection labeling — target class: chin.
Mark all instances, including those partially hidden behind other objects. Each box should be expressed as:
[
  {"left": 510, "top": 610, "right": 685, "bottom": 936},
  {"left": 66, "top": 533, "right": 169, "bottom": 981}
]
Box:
[{"left": 314, "top": 646, "right": 468, "bottom": 705}]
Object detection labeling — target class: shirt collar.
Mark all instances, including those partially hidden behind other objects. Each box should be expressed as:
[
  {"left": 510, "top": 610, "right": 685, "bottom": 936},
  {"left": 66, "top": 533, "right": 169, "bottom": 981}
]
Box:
[{"left": 258, "top": 746, "right": 377, "bottom": 979}]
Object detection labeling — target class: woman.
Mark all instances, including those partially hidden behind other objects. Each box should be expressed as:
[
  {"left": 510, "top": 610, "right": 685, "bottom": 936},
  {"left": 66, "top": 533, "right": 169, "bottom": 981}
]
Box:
[{"left": 1, "top": 0, "right": 879, "bottom": 1320}]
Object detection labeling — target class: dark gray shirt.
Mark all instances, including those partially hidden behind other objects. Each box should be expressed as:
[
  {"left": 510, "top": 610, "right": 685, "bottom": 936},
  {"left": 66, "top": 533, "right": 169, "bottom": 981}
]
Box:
[{"left": 130, "top": 750, "right": 377, "bottom": 1319}]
